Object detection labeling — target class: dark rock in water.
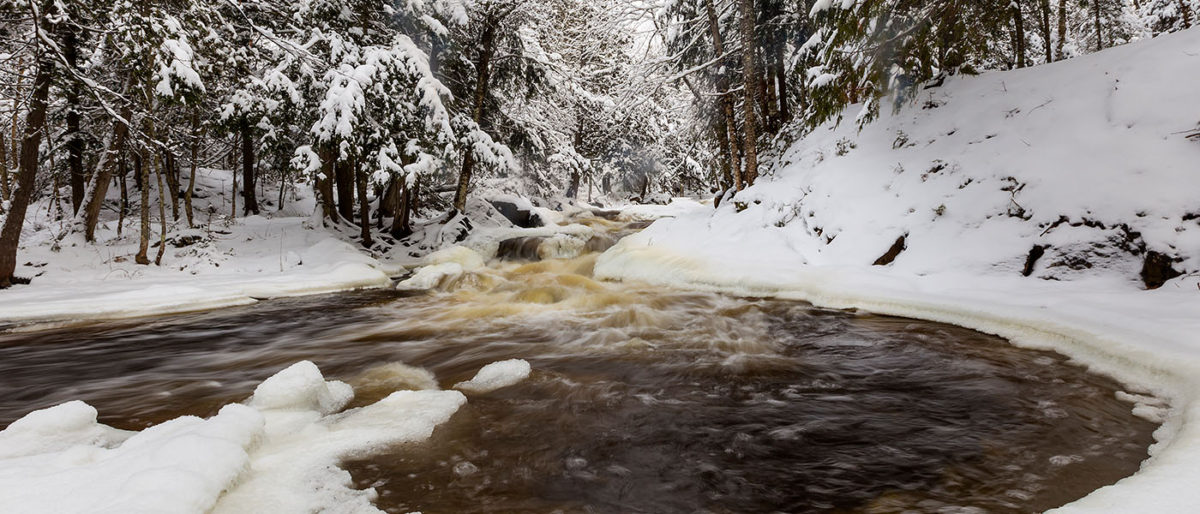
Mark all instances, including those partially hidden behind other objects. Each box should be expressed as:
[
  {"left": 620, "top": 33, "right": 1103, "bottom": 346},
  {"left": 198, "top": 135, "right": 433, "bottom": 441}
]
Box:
[
  {"left": 1141, "top": 251, "right": 1182, "bottom": 290},
  {"left": 497, "top": 237, "right": 546, "bottom": 261},
  {"left": 1023, "top": 245, "right": 1047, "bottom": 277},
  {"left": 873, "top": 235, "right": 907, "bottom": 266},
  {"left": 491, "top": 200, "right": 543, "bottom": 228}
]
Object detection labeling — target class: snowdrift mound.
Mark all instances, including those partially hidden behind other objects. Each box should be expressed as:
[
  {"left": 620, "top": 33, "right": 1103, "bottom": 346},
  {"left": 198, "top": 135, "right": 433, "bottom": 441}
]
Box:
[{"left": 725, "top": 28, "right": 1199, "bottom": 288}]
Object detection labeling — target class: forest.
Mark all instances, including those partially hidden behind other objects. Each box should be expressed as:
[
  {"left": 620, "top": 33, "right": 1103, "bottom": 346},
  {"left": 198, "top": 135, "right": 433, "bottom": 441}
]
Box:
[{"left": 0, "top": 0, "right": 1192, "bottom": 287}]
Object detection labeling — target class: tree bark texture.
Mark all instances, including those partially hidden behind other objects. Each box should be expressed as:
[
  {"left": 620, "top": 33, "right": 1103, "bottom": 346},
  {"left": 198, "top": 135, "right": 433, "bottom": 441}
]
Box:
[
  {"left": 240, "top": 117, "right": 259, "bottom": 215},
  {"left": 738, "top": 0, "right": 760, "bottom": 187},
  {"left": 0, "top": 30, "right": 53, "bottom": 288}
]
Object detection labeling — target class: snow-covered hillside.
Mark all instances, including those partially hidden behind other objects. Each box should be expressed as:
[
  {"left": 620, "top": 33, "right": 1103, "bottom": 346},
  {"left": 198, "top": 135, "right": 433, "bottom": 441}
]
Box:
[
  {"left": 598, "top": 27, "right": 1200, "bottom": 512},
  {"left": 695, "top": 26, "right": 1199, "bottom": 287}
]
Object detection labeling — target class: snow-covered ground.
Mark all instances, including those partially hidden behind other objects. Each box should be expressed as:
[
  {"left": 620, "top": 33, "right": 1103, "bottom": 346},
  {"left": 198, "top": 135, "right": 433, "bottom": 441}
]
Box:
[
  {"left": 0, "top": 168, "right": 398, "bottom": 325},
  {"left": 598, "top": 27, "right": 1200, "bottom": 513}
]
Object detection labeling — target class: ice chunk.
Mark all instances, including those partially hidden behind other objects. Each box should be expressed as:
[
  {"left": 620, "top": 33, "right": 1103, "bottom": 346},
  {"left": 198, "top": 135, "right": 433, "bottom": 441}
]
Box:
[
  {"left": 247, "top": 360, "right": 354, "bottom": 415},
  {"left": 212, "top": 389, "right": 466, "bottom": 513},
  {"left": 0, "top": 361, "right": 468, "bottom": 514},
  {"left": 453, "top": 359, "right": 532, "bottom": 393},
  {"left": 396, "top": 262, "right": 463, "bottom": 290},
  {"left": 0, "top": 403, "right": 263, "bottom": 514},
  {"left": 426, "top": 246, "right": 485, "bottom": 271},
  {"left": 0, "top": 401, "right": 130, "bottom": 459}
]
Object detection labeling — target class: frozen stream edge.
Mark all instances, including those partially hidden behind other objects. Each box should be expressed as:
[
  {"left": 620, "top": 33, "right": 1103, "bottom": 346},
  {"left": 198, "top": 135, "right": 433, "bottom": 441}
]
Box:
[{"left": 595, "top": 233, "right": 1200, "bottom": 513}]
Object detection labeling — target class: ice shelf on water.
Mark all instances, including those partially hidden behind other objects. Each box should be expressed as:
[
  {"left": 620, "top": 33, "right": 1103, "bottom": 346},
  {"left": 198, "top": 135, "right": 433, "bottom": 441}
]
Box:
[{"left": 0, "top": 359, "right": 524, "bottom": 514}]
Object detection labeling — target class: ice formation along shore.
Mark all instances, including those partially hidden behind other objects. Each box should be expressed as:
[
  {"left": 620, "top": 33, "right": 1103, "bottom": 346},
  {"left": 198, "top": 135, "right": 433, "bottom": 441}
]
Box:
[{"left": 0, "top": 360, "right": 530, "bottom": 513}]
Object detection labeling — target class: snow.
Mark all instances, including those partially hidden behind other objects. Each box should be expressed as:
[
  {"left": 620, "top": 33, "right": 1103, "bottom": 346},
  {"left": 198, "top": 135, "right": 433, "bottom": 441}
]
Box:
[
  {"left": 610, "top": 197, "right": 710, "bottom": 221},
  {"left": 453, "top": 359, "right": 532, "bottom": 393},
  {"left": 0, "top": 168, "right": 395, "bottom": 325},
  {"left": 395, "top": 246, "right": 487, "bottom": 290},
  {"left": 396, "top": 262, "right": 465, "bottom": 290},
  {"left": 0, "top": 361, "right": 470, "bottom": 514},
  {"left": 0, "top": 402, "right": 261, "bottom": 514},
  {"left": 597, "top": 28, "right": 1200, "bottom": 513}
]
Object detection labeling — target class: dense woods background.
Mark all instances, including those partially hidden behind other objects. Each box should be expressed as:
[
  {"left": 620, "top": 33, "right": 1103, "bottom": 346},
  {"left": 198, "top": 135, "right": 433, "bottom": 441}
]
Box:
[{"left": 0, "top": 0, "right": 1193, "bottom": 287}]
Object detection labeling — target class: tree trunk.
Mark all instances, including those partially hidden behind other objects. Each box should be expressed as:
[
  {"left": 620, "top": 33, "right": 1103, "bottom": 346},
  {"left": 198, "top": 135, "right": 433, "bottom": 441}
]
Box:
[
  {"left": 390, "top": 177, "right": 412, "bottom": 239},
  {"left": 118, "top": 152, "right": 127, "bottom": 236},
  {"left": 1093, "top": 0, "right": 1103, "bottom": 51},
  {"left": 738, "top": 0, "right": 760, "bottom": 187},
  {"left": 165, "top": 151, "right": 180, "bottom": 220},
  {"left": 63, "top": 23, "right": 85, "bottom": 214},
  {"left": 1181, "top": 0, "right": 1193, "bottom": 29},
  {"left": 335, "top": 155, "right": 354, "bottom": 221},
  {"left": 316, "top": 146, "right": 336, "bottom": 221},
  {"left": 80, "top": 112, "right": 131, "bottom": 242},
  {"left": 715, "top": 122, "right": 732, "bottom": 191},
  {"left": 135, "top": 145, "right": 151, "bottom": 265},
  {"left": 762, "top": 67, "right": 780, "bottom": 132},
  {"left": 239, "top": 117, "right": 259, "bottom": 216},
  {"left": 0, "top": 37, "right": 52, "bottom": 288},
  {"left": 184, "top": 110, "right": 199, "bottom": 228},
  {"left": 772, "top": 45, "right": 791, "bottom": 124},
  {"left": 153, "top": 150, "right": 168, "bottom": 265},
  {"left": 230, "top": 137, "right": 237, "bottom": 219},
  {"left": 1012, "top": 0, "right": 1027, "bottom": 68},
  {"left": 704, "top": 0, "right": 743, "bottom": 190},
  {"left": 453, "top": 15, "right": 500, "bottom": 214},
  {"left": 355, "top": 156, "right": 372, "bottom": 248},
  {"left": 1039, "top": 0, "right": 1053, "bottom": 63},
  {"left": 0, "top": 128, "right": 9, "bottom": 209},
  {"left": 1056, "top": 0, "right": 1067, "bottom": 60},
  {"left": 567, "top": 118, "right": 583, "bottom": 199}
]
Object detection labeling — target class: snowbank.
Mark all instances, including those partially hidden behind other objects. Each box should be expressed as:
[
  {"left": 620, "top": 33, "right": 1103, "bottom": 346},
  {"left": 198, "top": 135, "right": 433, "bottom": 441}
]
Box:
[
  {"left": 0, "top": 361, "right": 469, "bottom": 514},
  {"left": 0, "top": 169, "right": 394, "bottom": 325},
  {"left": 598, "top": 27, "right": 1200, "bottom": 512}
]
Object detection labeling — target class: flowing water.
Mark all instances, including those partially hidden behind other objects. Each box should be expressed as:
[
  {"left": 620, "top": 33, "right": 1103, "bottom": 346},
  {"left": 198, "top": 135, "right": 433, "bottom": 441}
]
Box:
[{"left": 0, "top": 216, "right": 1156, "bottom": 513}]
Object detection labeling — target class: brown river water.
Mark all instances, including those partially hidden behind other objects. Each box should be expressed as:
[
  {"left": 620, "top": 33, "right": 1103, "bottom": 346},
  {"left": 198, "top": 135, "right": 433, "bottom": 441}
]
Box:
[{"left": 0, "top": 216, "right": 1156, "bottom": 513}]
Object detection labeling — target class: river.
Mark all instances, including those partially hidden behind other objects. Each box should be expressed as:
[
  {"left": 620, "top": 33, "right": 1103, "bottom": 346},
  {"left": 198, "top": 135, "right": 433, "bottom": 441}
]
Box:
[{"left": 0, "top": 215, "right": 1156, "bottom": 513}]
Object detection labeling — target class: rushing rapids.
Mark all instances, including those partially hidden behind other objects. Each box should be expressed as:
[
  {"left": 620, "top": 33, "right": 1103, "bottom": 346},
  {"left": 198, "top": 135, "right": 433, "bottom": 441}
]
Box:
[{"left": 0, "top": 214, "right": 1157, "bottom": 513}]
